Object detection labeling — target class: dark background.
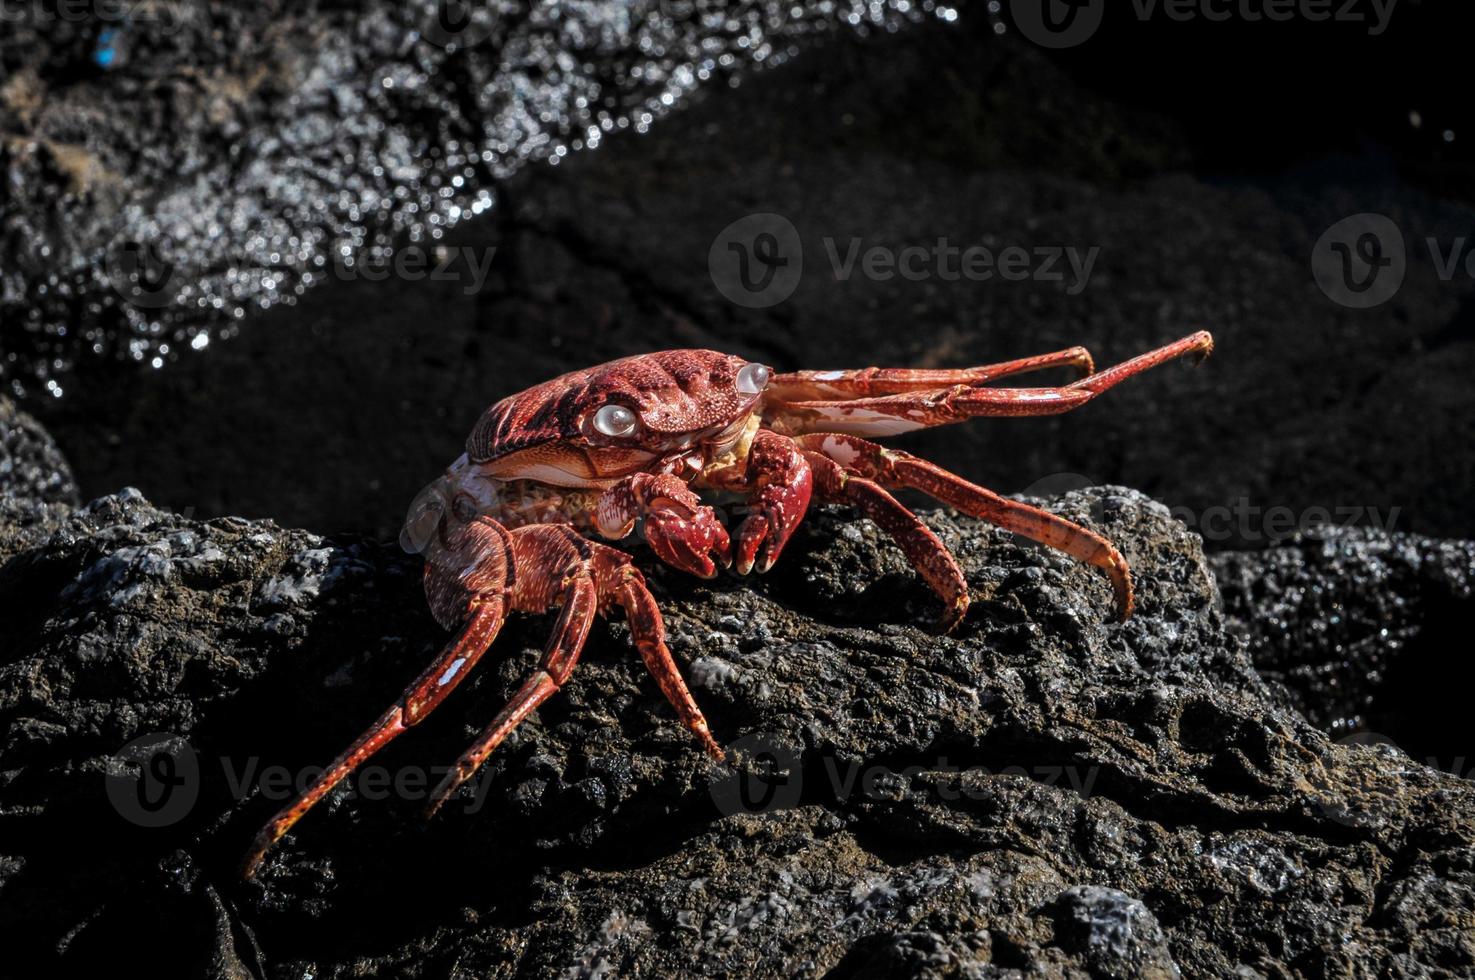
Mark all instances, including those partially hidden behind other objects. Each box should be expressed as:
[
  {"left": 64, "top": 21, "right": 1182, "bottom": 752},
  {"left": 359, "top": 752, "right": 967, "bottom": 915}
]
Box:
[{"left": 21, "top": 1, "right": 1475, "bottom": 550}]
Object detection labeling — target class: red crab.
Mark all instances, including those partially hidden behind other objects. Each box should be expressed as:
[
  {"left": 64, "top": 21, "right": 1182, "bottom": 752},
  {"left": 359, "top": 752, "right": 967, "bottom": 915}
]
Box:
[{"left": 242, "top": 331, "right": 1213, "bottom": 876}]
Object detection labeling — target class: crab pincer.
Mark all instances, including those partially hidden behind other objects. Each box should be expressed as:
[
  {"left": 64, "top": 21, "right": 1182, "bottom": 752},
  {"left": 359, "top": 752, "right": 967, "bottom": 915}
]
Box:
[{"left": 597, "top": 472, "right": 730, "bottom": 578}]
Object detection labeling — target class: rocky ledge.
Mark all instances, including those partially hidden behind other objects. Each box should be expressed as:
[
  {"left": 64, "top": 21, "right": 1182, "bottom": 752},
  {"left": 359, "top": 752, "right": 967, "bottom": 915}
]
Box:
[{"left": 1, "top": 398, "right": 1473, "bottom": 978}]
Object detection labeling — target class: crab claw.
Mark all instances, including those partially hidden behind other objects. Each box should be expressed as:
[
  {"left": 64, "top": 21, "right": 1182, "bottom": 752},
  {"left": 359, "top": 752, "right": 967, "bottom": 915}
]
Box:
[
  {"left": 724, "top": 430, "right": 813, "bottom": 575},
  {"left": 644, "top": 499, "right": 731, "bottom": 579},
  {"left": 597, "top": 473, "right": 732, "bottom": 579},
  {"left": 732, "top": 476, "right": 810, "bottom": 574}
]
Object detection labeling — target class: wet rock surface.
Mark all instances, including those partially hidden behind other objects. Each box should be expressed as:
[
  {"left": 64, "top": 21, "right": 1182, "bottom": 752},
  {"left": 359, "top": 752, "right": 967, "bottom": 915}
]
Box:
[
  {"left": 0, "top": 397, "right": 80, "bottom": 560},
  {"left": 1213, "top": 530, "right": 1475, "bottom": 778},
  {"left": 3, "top": 407, "right": 1474, "bottom": 978},
  {"left": 18, "top": 9, "right": 1475, "bottom": 554},
  {"left": 0, "top": 0, "right": 947, "bottom": 395}
]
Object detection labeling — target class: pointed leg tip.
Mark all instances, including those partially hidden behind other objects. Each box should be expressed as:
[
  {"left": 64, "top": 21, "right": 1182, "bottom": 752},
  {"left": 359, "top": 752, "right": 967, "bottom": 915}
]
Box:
[
  {"left": 937, "top": 598, "right": 969, "bottom": 635},
  {"left": 423, "top": 780, "right": 456, "bottom": 822},
  {"left": 240, "top": 822, "right": 287, "bottom": 880},
  {"left": 1189, "top": 331, "right": 1215, "bottom": 362},
  {"left": 240, "top": 836, "right": 277, "bottom": 880},
  {"left": 693, "top": 722, "right": 725, "bottom": 761}
]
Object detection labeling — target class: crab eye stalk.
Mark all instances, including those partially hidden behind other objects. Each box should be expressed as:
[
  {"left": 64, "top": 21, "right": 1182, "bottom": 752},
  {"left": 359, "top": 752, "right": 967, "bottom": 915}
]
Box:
[
  {"left": 593, "top": 404, "right": 639, "bottom": 437},
  {"left": 736, "top": 362, "right": 771, "bottom": 395}
]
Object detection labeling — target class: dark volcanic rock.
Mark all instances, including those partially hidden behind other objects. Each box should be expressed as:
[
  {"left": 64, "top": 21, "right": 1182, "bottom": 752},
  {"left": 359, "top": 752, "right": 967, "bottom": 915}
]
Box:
[
  {"left": 0, "top": 0, "right": 947, "bottom": 397},
  {"left": 3, "top": 408, "right": 1474, "bottom": 977},
  {"left": 0, "top": 396, "right": 80, "bottom": 560},
  {"left": 0, "top": 397, "right": 77, "bottom": 506},
  {"left": 1214, "top": 530, "right": 1475, "bottom": 777}
]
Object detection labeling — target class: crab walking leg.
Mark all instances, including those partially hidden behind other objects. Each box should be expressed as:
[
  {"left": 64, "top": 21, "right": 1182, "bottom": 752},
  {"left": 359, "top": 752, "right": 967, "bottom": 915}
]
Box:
[
  {"left": 424, "top": 574, "right": 599, "bottom": 818},
  {"left": 241, "top": 598, "right": 507, "bottom": 878},
  {"left": 804, "top": 449, "right": 971, "bottom": 633},
  {"left": 766, "top": 332, "right": 1214, "bottom": 437},
  {"left": 611, "top": 566, "right": 724, "bottom": 759},
  {"left": 767, "top": 345, "right": 1095, "bottom": 400},
  {"left": 768, "top": 384, "right": 1094, "bottom": 436},
  {"left": 799, "top": 434, "right": 1133, "bottom": 621},
  {"left": 1069, "top": 330, "right": 1213, "bottom": 395}
]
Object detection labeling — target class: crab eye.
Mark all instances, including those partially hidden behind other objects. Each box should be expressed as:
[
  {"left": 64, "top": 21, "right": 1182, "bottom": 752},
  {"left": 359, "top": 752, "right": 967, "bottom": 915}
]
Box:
[
  {"left": 593, "top": 404, "right": 639, "bottom": 438},
  {"left": 736, "top": 362, "right": 771, "bottom": 395}
]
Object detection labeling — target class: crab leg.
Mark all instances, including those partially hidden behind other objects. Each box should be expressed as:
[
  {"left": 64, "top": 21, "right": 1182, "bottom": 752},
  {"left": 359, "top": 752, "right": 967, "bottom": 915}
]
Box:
[
  {"left": 424, "top": 573, "right": 598, "bottom": 817},
  {"left": 769, "top": 385, "right": 1093, "bottom": 436},
  {"left": 799, "top": 433, "right": 1133, "bottom": 621},
  {"left": 611, "top": 566, "right": 723, "bottom": 758},
  {"left": 767, "top": 345, "right": 1095, "bottom": 400},
  {"left": 804, "top": 449, "right": 971, "bottom": 632},
  {"left": 241, "top": 596, "right": 507, "bottom": 878},
  {"left": 423, "top": 552, "right": 723, "bottom": 816},
  {"left": 1067, "top": 330, "right": 1213, "bottom": 395},
  {"left": 766, "top": 331, "right": 1213, "bottom": 437}
]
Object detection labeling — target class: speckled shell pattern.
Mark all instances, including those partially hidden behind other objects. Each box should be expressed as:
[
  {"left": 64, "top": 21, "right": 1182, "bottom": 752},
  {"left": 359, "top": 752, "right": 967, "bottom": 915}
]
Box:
[{"left": 467, "top": 349, "right": 753, "bottom": 462}]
